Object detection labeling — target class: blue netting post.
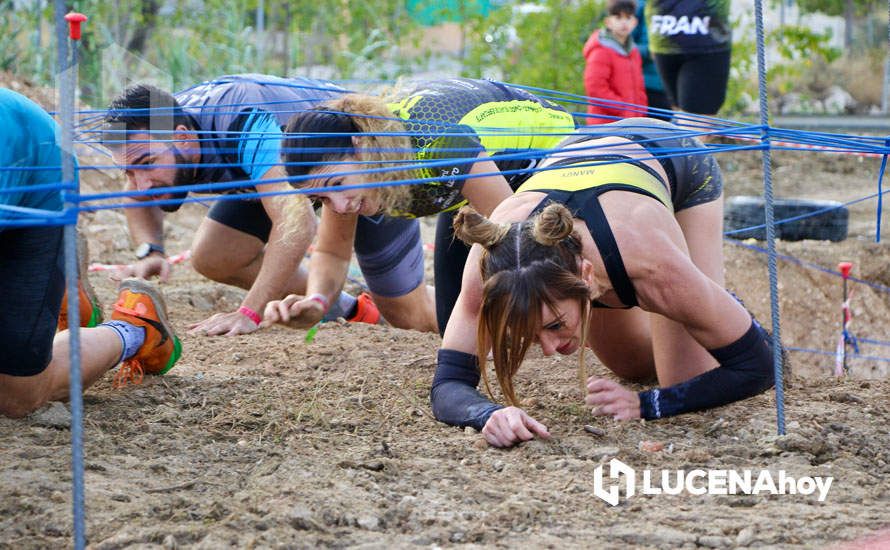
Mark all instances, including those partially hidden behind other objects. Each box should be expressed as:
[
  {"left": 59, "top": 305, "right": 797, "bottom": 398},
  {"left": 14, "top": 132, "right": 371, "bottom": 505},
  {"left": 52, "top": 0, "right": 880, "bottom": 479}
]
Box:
[
  {"left": 54, "top": 0, "right": 69, "bottom": 78},
  {"left": 753, "top": 0, "right": 786, "bottom": 435},
  {"left": 876, "top": 139, "right": 887, "bottom": 242},
  {"left": 59, "top": 10, "right": 88, "bottom": 550}
]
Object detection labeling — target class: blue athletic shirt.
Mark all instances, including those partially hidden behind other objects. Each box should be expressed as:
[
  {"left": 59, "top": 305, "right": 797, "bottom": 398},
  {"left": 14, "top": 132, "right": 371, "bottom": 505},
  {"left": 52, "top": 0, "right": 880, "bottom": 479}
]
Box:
[
  {"left": 174, "top": 74, "right": 346, "bottom": 192},
  {"left": 0, "top": 88, "right": 72, "bottom": 222}
]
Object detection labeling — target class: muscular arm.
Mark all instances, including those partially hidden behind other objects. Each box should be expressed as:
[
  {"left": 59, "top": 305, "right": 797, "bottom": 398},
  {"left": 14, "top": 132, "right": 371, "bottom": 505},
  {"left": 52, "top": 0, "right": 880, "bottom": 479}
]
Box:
[
  {"left": 121, "top": 191, "right": 170, "bottom": 280},
  {"left": 633, "top": 228, "right": 751, "bottom": 348},
  {"left": 433, "top": 242, "right": 503, "bottom": 429},
  {"left": 627, "top": 218, "right": 774, "bottom": 419},
  {"left": 241, "top": 166, "right": 317, "bottom": 313},
  {"left": 124, "top": 200, "right": 165, "bottom": 248},
  {"left": 460, "top": 154, "right": 514, "bottom": 217},
  {"left": 304, "top": 205, "right": 357, "bottom": 304},
  {"left": 261, "top": 204, "right": 355, "bottom": 329},
  {"left": 234, "top": 108, "right": 317, "bottom": 314}
]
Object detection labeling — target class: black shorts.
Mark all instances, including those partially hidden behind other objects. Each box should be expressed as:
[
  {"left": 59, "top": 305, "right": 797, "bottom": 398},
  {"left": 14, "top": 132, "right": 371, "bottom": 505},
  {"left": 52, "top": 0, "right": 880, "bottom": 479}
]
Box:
[
  {"left": 568, "top": 117, "right": 724, "bottom": 211},
  {"left": 0, "top": 225, "right": 65, "bottom": 376},
  {"left": 206, "top": 198, "right": 273, "bottom": 241},
  {"left": 654, "top": 50, "right": 731, "bottom": 115}
]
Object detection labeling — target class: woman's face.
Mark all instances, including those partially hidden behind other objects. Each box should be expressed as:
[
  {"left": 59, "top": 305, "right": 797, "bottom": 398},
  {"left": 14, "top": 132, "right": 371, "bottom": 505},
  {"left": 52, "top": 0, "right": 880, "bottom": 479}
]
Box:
[
  {"left": 305, "top": 160, "right": 383, "bottom": 216},
  {"left": 536, "top": 298, "right": 585, "bottom": 356}
]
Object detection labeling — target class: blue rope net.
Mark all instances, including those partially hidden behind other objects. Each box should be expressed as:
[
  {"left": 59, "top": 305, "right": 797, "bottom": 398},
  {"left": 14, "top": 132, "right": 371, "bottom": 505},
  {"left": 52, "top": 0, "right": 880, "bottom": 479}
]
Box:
[{"left": 6, "top": 79, "right": 890, "bottom": 394}]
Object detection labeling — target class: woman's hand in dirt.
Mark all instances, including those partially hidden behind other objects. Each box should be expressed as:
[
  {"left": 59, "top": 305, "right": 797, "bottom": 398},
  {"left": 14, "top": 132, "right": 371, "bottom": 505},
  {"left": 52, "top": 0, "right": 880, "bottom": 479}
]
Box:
[
  {"left": 262, "top": 294, "right": 325, "bottom": 329},
  {"left": 585, "top": 378, "right": 641, "bottom": 420},
  {"left": 481, "top": 407, "right": 550, "bottom": 447},
  {"left": 111, "top": 255, "right": 171, "bottom": 283},
  {"left": 188, "top": 310, "right": 260, "bottom": 336}
]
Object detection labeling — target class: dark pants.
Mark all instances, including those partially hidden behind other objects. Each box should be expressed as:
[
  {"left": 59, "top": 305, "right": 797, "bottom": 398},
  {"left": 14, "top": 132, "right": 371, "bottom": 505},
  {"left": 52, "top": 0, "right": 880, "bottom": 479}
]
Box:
[
  {"left": 654, "top": 50, "right": 732, "bottom": 115},
  {"left": 433, "top": 210, "right": 471, "bottom": 336},
  {"left": 0, "top": 226, "right": 65, "bottom": 376},
  {"left": 645, "top": 88, "right": 673, "bottom": 121}
]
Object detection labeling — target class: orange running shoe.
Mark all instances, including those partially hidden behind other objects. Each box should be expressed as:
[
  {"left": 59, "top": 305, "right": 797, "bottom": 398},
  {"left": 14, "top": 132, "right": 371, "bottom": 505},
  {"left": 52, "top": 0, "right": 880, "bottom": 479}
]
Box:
[
  {"left": 110, "top": 279, "right": 182, "bottom": 387},
  {"left": 57, "top": 231, "right": 103, "bottom": 331},
  {"left": 347, "top": 292, "right": 381, "bottom": 325}
]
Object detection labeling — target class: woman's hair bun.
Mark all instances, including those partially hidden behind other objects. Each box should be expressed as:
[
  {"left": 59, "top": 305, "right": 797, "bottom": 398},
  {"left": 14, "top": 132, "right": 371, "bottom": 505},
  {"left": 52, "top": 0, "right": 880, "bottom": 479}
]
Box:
[
  {"left": 453, "top": 206, "right": 510, "bottom": 248},
  {"left": 532, "top": 203, "right": 575, "bottom": 246}
]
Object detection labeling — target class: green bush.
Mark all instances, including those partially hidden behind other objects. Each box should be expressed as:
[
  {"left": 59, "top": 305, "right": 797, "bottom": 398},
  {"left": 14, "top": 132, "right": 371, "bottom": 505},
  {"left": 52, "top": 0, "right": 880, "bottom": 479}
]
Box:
[
  {"left": 1, "top": 0, "right": 883, "bottom": 116},
  {"left": 462, "top": 0, "right": 603, "bottom": 108}
]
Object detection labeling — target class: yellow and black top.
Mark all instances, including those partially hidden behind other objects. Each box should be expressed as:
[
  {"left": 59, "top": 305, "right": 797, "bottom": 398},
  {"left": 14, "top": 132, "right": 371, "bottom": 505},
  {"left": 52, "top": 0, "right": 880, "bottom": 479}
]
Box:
[
  {"left": 387, "top": 78, "right": 576, "bottom": 218},
  {"left": 517, "top": 151, "right": 674, "bottom": 308}
]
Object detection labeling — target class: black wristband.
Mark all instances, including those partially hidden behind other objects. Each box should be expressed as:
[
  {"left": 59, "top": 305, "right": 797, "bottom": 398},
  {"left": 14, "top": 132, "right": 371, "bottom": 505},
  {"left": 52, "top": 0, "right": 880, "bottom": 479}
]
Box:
[
  {"left": 639, "top": 320, "right": 775, "bottom": 420},
  {"left": 431, "top": 349, "right": 503, "bottom": 431},
  {"left": 135, "top": 242, "right": 165, "bottom": 260},
  {"left": 433, "top": 349, "right": 481, "bottom": 387}
]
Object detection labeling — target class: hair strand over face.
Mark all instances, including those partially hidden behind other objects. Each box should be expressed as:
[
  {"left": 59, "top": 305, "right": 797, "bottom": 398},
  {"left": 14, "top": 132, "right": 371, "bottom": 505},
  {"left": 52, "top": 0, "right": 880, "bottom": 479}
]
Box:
[
  {"left": 281, "top": 94, "right": 416, "bottom": 219},
  {"left": 454, "top": 204, "right": 597, "bottom": 405}
]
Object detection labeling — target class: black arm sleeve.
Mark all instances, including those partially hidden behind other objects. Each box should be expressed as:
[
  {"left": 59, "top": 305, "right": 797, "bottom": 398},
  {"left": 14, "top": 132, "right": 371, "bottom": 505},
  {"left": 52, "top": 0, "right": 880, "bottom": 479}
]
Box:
[
  {"left": 638, "top": 320, "right": 775, "bottom": 420},
  {"left": 430, "top": 349, "right": 503, "bottom": 431}
]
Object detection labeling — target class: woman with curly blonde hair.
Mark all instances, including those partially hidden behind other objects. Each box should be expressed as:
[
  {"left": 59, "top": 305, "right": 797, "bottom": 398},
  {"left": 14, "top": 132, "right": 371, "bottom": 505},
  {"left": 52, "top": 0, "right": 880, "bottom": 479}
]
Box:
[
  {"left": 432, "top": 118, "right": 776, "bottom": 447},
  {"left": 265, "top": 79, "right": 575, "bottom": 333}
]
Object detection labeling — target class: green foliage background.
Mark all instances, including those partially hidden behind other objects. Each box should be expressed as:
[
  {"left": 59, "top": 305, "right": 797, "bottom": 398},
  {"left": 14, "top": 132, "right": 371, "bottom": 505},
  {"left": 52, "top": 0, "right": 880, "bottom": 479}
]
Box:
[{"left": 0, "top": 0, "right": 886, "bottom": 115}]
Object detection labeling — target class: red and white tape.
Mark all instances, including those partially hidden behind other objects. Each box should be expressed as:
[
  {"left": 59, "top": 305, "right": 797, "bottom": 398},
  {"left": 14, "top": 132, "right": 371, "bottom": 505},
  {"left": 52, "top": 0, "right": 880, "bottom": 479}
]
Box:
[
  {"left": 724, "top": 134, "right": 884, "bottom": 159},
  {"left": 88, "top": 249, "right": 192, "bottom": 272},
  {"left": 87, "top": 242, "right": 437, "bottom": 273}
]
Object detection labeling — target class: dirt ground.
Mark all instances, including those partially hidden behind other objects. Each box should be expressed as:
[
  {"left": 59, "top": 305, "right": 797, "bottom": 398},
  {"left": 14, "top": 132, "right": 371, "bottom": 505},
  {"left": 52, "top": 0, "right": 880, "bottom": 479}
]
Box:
[{"left": 1, "top": 80, "right": 890, "bottom": 548}]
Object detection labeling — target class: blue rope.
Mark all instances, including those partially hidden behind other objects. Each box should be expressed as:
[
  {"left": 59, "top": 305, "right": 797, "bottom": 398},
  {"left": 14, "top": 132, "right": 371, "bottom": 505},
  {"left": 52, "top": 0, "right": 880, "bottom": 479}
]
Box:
[
  {"left": 877, "top": 137, "right": 888, "bottom": 242},
  {"left": 787, "top": 346, "right": 890, "bottom": 364},
  {"left": 4, "top": 137, "right": 878, "bottom": 245},
  {"left": 726, "top": 238, "right": 890, "bottom": 294},
  {"left": 71, "top": 143, "right": 763, "bottom": 206},
  {"left": 856, "top": 337, "right": 890, "bottom": 347}
]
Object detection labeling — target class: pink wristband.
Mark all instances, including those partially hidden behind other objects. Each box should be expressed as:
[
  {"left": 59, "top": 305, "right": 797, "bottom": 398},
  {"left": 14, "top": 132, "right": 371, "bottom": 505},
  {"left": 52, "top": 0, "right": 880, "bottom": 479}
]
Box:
[
  {"left": 238, "top": 306, "right": 262, "bottom": 326},
  {"left": 306, "top": 293, "right": 330, "bottom": 312}
]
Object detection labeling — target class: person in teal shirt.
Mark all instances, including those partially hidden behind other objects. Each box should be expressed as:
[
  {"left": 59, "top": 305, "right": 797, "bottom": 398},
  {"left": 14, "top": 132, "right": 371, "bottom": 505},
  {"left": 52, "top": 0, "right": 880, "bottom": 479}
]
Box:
[
  {"left": 632, "top": 0, "right": 672, "bottom": 120},
  {"left": 0, "top": 88, "right": 182, "bottom": 418},
  {"left": 0, "top": 88, "right": 67, "bottom": 220}
]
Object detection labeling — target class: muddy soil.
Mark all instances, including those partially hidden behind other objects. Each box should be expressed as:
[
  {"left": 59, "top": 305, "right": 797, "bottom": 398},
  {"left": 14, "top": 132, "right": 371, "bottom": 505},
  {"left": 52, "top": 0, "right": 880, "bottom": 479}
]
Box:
[{"left": 1, "top": 85, "right": 889, "bottom": 548}]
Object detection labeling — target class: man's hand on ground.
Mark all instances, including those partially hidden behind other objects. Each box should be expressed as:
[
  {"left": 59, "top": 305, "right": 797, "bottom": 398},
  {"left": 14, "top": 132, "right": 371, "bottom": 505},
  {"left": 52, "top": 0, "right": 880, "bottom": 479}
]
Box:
[
  {"left": 188, "top": 310, "right": 261, "bottom": 336},
  {"left": 111, "top": 255, "right": 171, "bottom": 283}
]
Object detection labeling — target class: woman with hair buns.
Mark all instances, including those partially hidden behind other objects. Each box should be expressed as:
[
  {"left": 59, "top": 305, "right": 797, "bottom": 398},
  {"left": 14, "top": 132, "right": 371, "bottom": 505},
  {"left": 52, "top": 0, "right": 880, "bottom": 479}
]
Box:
[
  {"left": 264, "top": 78, "right": 575, "bottom": 333},
  {"left": 431, "top": 117, "right": 776, "bottom": 447}
]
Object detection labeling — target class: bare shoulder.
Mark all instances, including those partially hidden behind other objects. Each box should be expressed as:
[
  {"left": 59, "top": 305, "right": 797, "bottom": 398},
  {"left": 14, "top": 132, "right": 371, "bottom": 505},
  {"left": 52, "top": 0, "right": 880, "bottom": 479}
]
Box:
[{"left": 489, "top": 192, "right": 547, "bottom": 224}]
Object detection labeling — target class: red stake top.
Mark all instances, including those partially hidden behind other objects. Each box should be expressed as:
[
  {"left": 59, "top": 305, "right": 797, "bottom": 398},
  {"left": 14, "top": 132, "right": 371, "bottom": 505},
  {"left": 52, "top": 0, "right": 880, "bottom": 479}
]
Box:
[
  {"left": 64, "top": 12, "right": 88, "bottom": 41},
  {"left": 838, "top": 261, "right": 853, "bottom": 279}
]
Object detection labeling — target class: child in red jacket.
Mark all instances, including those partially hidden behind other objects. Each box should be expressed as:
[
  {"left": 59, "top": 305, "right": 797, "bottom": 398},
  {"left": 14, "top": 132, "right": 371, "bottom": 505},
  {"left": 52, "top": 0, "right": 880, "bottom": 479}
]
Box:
[{"left": 583, "top": 0, "right": 647, "bottom": 124}]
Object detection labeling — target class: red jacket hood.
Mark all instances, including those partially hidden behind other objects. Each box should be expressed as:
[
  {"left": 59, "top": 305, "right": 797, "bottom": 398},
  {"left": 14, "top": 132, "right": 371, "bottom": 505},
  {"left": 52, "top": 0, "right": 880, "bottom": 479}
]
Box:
[{"left": 583, "top": 29, "right": 602, "bottom": 60}]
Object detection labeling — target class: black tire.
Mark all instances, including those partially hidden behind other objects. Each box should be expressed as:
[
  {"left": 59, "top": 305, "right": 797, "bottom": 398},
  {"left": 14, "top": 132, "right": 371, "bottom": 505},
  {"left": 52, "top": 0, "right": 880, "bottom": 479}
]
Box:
[{"left": 724, "top": 196, "right": 848, "bottom": 242}]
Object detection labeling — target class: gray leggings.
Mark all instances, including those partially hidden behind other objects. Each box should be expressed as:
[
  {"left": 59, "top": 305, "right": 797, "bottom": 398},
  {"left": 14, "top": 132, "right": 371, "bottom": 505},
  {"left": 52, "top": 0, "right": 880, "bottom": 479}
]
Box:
[
  {"left": 208, "top": 198, "right": 425, "bottom": 298},
  {"left": 353, "top": 215, "right": 425, "bottom": 298}
]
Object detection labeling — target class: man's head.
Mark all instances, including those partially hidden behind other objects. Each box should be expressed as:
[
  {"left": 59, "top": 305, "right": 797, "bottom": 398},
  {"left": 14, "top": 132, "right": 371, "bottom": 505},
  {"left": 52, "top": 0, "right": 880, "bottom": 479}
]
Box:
[
  {"left": 604, "top": 0, "right": 638, "bottom": 44},
  {"left": 103, "top": 84, "right": 199, "bottom": 212}
]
